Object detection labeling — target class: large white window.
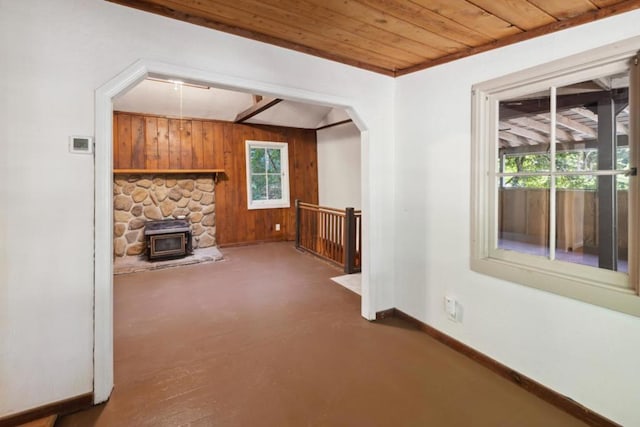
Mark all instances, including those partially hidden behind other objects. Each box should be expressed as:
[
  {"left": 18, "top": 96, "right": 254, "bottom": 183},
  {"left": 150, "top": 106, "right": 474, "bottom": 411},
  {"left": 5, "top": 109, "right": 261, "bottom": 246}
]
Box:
[
  {"left": 471, "top": 39, "right": 640, "bottom": 316},
  {"left": 245, "top": 140, "right": 290, "bottom": 210}
]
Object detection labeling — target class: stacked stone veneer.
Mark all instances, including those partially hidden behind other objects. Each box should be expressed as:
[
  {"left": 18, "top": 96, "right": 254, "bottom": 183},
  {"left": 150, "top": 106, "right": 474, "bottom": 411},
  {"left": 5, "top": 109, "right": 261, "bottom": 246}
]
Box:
[{"left": 113, "top": 174, "right": 216, "bottom": 258}]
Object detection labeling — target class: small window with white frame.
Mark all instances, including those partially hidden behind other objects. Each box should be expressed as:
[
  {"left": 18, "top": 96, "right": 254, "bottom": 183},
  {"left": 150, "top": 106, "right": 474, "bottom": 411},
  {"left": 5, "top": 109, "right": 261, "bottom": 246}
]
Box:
[
  {"left": 471, "top": 39, "right": 640, "bottom": 317},
  {"left": 245, "top": 140, "right": 290, "bottom": 210}
]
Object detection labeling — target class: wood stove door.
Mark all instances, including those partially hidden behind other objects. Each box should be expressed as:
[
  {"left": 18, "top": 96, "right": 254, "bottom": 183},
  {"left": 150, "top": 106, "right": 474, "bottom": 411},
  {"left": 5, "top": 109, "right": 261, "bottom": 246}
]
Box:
[{"left": 149, "top": 233, "right": 186, "bottom": 259}]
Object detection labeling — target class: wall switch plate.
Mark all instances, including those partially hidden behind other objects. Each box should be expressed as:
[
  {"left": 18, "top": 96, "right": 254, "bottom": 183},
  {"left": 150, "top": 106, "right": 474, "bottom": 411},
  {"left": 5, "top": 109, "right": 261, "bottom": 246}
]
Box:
[
  {"left": 445, "top": 296, "right": 457, "bottom": 321},
  {"left": 275, "top": 224, "right": 281, "bottom": 231}
]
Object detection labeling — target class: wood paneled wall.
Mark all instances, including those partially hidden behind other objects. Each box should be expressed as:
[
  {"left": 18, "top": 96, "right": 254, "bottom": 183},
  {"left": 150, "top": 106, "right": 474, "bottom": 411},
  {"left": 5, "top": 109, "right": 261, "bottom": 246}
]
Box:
[
  {"left": 114, "top": 112, "right": 318, "bottom": 245},
  {"left": 114, "top": 112, "right": 224, "bottom": 170}
]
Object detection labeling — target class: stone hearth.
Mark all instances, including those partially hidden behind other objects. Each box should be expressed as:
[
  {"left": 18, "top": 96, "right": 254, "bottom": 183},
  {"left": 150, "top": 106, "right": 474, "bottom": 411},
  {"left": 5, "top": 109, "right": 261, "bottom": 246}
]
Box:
[
  {"left": 114, "top": 245, "right": 224, "bottom": 275},
  {"left": 113, "top": 174, "right": 216, "bottom": 259}
]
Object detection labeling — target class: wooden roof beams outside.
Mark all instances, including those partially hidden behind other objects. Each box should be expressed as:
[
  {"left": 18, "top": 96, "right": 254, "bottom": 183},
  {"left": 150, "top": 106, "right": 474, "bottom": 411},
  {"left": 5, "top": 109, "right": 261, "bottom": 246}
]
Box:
[{"left": 498, "top": 87, "right": 630, "bottom": 150}]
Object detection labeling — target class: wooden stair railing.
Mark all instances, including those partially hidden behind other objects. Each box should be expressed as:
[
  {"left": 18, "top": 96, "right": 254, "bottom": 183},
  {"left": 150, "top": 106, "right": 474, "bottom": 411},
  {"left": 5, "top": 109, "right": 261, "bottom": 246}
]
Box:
[{"left": 295, "top": 200, "right": 361, "bottom": 274}]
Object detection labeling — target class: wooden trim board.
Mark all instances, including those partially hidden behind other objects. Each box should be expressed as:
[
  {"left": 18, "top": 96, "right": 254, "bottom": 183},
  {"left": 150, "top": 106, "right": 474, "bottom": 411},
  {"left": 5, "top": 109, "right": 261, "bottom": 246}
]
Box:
[
  {"left": 0, "top": 393, "right": 93, "bottom": 427},
  {"left": 218, "top": 237, "right": 295, "bottom": 249},
  {"left": 113, "top": 168, "right": 224, "bottom": 174},
  {"left": 375, "top": 308, "right": 619, "bottom": 427}
]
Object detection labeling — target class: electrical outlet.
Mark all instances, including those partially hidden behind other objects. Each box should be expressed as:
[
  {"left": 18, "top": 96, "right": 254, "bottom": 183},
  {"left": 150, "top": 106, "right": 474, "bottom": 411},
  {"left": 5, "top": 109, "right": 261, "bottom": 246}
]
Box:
[
  {"left": 275, "top": 223, "right": 281, "bottom": 231},
  {"left": 445, "top": 296, "right": 457, "bottom": 321}
]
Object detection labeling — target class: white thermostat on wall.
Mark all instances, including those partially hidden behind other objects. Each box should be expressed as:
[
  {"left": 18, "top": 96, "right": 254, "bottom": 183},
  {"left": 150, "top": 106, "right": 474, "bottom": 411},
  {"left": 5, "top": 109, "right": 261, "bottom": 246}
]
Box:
[{"left": 69, "top": 136, "right": 94, "bottom": 154}]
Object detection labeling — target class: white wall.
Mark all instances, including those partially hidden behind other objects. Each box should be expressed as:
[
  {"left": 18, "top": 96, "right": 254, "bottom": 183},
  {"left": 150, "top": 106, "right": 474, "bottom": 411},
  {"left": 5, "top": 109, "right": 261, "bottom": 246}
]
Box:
[
  {"left": 394, "top": 10, "right": 640, "bottom": 426},
  {"left": 317, "top": 123, "right": 361, "bottom": 209},
  {"left": 10, "top": 0, "right": 637, "bottom": 422},
  {"left": 0, "top": 0, "right": 395, "bottom": 416}
]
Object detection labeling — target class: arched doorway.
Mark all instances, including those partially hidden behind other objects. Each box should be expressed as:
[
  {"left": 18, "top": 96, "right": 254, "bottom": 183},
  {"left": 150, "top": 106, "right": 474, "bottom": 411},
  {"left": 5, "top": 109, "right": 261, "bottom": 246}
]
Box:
[{"left": 93, "top": 59, "right": 373, "bottom": 403}]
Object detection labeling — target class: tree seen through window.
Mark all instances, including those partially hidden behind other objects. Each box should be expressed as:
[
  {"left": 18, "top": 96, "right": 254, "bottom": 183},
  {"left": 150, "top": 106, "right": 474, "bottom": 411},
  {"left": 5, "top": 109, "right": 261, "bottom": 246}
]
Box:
[{"left": 250, "top": 147, "right": 282, "bottom": 201}]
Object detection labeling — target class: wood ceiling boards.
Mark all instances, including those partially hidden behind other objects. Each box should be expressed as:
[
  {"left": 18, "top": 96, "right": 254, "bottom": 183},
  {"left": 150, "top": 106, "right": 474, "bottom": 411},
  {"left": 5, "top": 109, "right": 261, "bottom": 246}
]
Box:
[{"left": 107, "top": 0, "right": 640, "bottom": 76}]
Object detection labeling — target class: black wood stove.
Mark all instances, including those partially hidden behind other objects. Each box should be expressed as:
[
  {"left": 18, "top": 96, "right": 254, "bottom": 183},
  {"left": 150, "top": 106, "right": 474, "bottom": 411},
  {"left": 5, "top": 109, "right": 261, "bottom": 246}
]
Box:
[{"left": 144, "top": 219, "right": 193, "bottom": 260}]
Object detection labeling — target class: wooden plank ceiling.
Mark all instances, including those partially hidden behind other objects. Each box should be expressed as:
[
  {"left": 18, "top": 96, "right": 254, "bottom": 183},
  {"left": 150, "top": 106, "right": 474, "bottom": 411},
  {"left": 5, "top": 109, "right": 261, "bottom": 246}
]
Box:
[{"left": 108, "top": 0, "right": 640, "bottom": 76}]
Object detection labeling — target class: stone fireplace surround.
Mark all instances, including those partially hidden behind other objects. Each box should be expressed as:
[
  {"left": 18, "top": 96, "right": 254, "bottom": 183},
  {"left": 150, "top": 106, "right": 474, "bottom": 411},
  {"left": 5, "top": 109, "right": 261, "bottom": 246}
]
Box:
[{"left": 113, "top": 174, "right": 216, "bottom": 259}]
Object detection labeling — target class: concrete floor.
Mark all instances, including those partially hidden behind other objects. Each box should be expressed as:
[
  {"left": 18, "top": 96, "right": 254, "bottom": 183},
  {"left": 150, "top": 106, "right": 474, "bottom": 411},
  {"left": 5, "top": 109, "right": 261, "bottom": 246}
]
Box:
[{"left": 58, "top": 242, "right": 586, "bottom": 427}]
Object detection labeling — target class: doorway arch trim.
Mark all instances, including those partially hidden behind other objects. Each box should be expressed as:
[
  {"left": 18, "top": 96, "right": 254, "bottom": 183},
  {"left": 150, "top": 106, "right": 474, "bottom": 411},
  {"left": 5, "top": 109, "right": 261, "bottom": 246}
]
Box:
[{"left": 94, "top": 59, "right": 373, "bottom": 403}]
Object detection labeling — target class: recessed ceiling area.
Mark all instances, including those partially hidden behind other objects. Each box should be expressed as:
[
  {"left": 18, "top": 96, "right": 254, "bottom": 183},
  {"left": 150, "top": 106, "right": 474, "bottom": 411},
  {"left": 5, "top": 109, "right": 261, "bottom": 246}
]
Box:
[
  {"left": 106, "top": 0, "right": 640, "bottom": 76},
  {"left": 114, "top": 78, "right": 351, "bottom": 129},
  {"left": 115, "top": 79, "right": 254, "bottom": 122}
]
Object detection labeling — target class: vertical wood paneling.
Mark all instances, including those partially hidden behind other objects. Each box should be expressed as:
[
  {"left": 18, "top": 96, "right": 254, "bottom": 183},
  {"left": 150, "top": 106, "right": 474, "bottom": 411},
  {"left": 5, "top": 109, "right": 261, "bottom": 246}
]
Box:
[
  {"left": 145, "top": 117, "right": 159, "bottom": 169},
  {"left": 168, "top": 119, "right": 181, "bottom": 169},
  {"left": 192, "top": 120, "right": 204, "bottom": 169},
  {"left": 212, "top": 124, "right": 225, "bottom": 170},
  {"left": 202, "top": 121, "right": 225, "bottom": 169},
  {"left": 216, "top": 122, "right": 233, "bottom": 243},
  {"left": 113, "top": 112, "right": 319, "bottom": 246},
  {"left": 157, "top": 118, "right": 170, "bottom": 169},
  {"left": 131, "top": 115, "right": 146, "bottom": 168},
  {"left": 219, "top": 125, "right": 238, "bottom": 244},
  {"left": 180, "top": 120, "right": 193, "bottom": 169},
  {"left": 117, "top": 114, "right": 132, "bottom": 169},
  {"left": 241, "top": 126, "right": 257, "bottom": 243},
  {"left": 217, "top": 124, "right": 234, "bottom": 243},
  {"left": 287, "top": 128, "right": 318, "bottom": 240},
  {"left": 202, "top": 121, "right": 215, "bottom": 169},
  {"left": 113, "top": 112, "right": 224, "bottom": 172},
  {"left": 113, "top": 114, "right": 119, "bottom": 168}
]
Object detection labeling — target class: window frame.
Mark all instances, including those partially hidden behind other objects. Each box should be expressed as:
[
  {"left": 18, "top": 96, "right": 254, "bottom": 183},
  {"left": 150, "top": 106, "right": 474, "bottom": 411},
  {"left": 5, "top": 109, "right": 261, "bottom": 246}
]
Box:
[
  {"left": 245, "top": 140, "right": 290, "bottom": 210},
  {"left": 471, "top": 38, "right": 640, "bottom": 317}
]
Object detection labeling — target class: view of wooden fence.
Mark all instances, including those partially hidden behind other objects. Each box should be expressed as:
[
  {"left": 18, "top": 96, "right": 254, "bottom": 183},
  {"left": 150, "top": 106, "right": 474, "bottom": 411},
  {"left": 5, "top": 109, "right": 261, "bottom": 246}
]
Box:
[
  {"left": 295, "top": 200, "right": 361, "bottom": 274},
  {"left": 500, "top": 188, "right": 628, "bottom": 255}
]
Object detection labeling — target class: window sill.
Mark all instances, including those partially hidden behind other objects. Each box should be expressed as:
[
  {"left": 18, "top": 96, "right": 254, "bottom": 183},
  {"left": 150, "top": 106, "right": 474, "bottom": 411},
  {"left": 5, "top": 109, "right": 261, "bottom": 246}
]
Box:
[
  {"left": 471, "top": 256, "right": 640, "bottom": 317},
  {"left": 247, "top": 201, "right": 291, "bottom": 210}
]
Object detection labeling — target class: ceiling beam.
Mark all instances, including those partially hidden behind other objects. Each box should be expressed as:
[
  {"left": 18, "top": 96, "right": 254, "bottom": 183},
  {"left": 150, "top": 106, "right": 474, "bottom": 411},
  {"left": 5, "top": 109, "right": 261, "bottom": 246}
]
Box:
[
  {"left": 499, "top": 121, "right": 547, "bottom": 144},
  {"left": 617, "top": 121, "right": 629, "bottom": 135},
  {"left": 508, "top": 117, "right": 576, "bottom": 142},
  {"left": 499, "top": 131, "right": 529, "bottom": 147},
  {"left": 499, "top": 135, "right": 629, "bottom": 155},
  {"left": 235, "top": 98, "right": 283, "bottom": 123},
  {"left": 529, "top": 112, "right": 596, "bottom": 138},
  {"left": 315, "top": 119, "right": 353, "bottom": 131},
  {"left": 499, "top": 88, "right": 628, "bottom": 120},
  {"left": 567, "top": 107, "right": 628, "bottom": 135},
  {"left": 570, "top": 107, "right": 598, "bottom": 122},
  {"left": 551, "top": 114, "right": 597, "bottom": 138}
]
